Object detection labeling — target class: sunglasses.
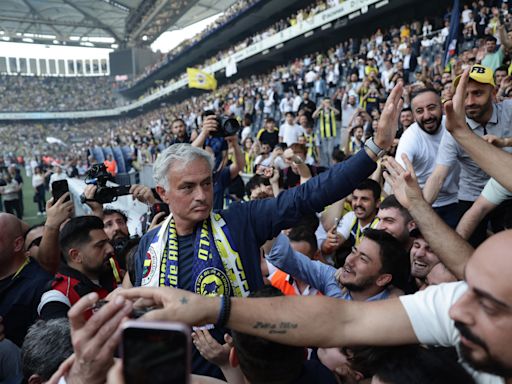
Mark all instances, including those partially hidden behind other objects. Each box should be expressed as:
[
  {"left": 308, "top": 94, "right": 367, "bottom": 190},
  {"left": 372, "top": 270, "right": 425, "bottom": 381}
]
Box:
[{"left": 27, "top": 236, "right": 42, "bottom": 250}]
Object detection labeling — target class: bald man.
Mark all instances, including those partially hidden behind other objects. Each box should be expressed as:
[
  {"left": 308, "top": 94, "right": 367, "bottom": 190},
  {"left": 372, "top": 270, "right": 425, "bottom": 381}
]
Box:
[
  {"left": 0, "top": 213, "right": 51, "bottom": 347},
  {"left": 119, "top": 230, "right": 512, "bottom": 384}
]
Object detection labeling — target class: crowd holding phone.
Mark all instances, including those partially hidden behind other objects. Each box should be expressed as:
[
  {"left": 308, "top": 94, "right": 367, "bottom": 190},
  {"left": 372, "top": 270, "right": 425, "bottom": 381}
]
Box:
[{"left": 122, "top": 321, "right": 191, "bottom": 384}]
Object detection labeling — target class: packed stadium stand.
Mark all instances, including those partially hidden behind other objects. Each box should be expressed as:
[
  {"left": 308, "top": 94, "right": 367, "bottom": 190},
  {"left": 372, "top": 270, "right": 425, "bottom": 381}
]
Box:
[
  {"left": 0, "top": 0, "right": 510, "bottom": 181},
  {"left": 3, "top": 0, "right": 512, "bottom": 383}
]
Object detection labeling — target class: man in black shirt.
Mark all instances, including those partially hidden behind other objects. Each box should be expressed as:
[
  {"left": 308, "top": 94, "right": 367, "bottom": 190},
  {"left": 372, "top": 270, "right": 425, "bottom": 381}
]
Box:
[
  {"left": 256, "top": 118, "right": 279, "bottom": 149},
  {"left": 0, "top": 213, "right": 51, "bottom": 347}
]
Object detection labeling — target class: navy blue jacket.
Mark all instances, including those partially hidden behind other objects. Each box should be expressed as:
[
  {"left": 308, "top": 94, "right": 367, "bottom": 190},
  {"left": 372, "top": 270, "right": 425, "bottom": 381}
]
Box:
[{"left": 134, "top": 149, "right": 376, "bottom": 290}]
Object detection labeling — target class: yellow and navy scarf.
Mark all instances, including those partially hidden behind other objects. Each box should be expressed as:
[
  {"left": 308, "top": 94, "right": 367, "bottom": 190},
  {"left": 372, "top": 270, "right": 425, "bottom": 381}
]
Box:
[{"left": 142, "top": 212, "right": 250, "bottom": 298}]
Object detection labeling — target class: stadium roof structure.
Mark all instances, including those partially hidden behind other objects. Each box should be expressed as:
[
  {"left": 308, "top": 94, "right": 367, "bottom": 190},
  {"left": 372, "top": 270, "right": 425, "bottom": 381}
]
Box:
[{"left": 0, "top": 0, "right": 237, "bottom": 49}]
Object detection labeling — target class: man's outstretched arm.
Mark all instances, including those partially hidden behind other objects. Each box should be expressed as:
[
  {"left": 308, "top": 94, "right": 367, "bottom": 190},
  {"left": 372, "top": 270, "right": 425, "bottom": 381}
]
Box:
[{"left": 119, "top": 287, "right": 417, "bottom": 348}]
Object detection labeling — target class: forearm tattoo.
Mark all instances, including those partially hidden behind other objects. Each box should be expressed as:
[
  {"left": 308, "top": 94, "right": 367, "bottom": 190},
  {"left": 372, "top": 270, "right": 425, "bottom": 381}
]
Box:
[{"left": 252, "top": 321, "right": 298, "bottom": 334}]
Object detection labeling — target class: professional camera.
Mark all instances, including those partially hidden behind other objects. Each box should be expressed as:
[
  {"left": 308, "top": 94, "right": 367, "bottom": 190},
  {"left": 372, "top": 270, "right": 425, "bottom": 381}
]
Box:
[
  {"left": 203, "top": 110, "right": 241, "bottom": 137},
  {"left": 80, "top": 163, "right": 131, "bottom": 204}
]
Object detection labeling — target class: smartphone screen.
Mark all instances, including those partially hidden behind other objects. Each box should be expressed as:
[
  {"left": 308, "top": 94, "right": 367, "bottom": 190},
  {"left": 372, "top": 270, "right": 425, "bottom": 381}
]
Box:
[
  {"left": 122, "top": 322, "right": 190, "bottom": 384},
  {"left": 151, "top": 203, "right": 170, "bottom": 217},
  {"left": 51, "top": 180, "right": 70, "bottom": 202}
]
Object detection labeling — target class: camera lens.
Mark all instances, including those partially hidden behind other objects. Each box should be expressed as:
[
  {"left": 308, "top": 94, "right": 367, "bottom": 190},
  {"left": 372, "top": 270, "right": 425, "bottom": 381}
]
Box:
[{"left": 222, "top": 118, "right": 241, "bottom": 136}]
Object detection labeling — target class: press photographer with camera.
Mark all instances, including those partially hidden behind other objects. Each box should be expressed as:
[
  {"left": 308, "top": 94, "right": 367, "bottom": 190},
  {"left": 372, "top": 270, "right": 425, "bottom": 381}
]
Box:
[
  {"left": 192, "top": 112, "right": 245, "bottom": 210},
  {"left": 81, "top": 164, "right": 167, "bottom": 284},
  {"left": 81, "top": 163, "right": 163, "bottom": 234}
]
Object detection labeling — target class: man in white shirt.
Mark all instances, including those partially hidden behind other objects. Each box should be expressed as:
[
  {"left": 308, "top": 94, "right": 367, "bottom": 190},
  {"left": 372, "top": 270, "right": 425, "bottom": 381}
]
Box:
[
  {"left": 395, "top": 88, "right": 460, "bottom": 227},
  {"left": 48, "top": 163, "right": 68, "bottom": 191},
  {"left": 279, "top": 93, "right": 294, "bottom": 115},
  {"left": 120, "top": 229, "right": 512, "bottom": 384},
  {"left": 279, "top": 112, "right": 305, "bottom": 147}
]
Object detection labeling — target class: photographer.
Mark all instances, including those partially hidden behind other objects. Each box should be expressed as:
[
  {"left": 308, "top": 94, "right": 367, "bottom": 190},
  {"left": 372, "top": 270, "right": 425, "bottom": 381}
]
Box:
[
  {"left": 83, "top": 184, "right": 160, "bottom": 284},
  {"left": 83, "top": 182, "right": 162, "bottom": 236},
  {"left": 192, "top": 113, "right": 245, "bottom": 210}
]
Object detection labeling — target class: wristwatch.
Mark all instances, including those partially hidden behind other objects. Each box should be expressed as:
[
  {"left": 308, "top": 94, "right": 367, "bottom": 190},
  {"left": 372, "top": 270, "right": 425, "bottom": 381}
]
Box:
[{"left": 364, "top": 137, "right": 386, "bottom": 158}]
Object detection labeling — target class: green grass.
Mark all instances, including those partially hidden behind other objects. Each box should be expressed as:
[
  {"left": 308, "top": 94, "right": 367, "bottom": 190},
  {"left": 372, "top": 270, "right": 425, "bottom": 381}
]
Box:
[{"left": 20, "top": 172, "right": 47, "bottom": 227}]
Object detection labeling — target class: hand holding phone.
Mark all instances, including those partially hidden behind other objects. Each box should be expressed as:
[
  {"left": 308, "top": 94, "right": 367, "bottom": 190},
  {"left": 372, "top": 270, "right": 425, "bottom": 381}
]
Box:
[
  {"left": 52, "top": 179, "right": 70, "bottom": 202},
  {"left": 121, "top": 321, "right": 191, "bottom": 384}
]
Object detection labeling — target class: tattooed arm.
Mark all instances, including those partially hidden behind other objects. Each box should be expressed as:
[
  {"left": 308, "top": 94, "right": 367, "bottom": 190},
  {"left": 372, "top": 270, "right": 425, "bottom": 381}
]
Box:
[{"left": 119, "top": 288, "right": 417, "bottom": 348}]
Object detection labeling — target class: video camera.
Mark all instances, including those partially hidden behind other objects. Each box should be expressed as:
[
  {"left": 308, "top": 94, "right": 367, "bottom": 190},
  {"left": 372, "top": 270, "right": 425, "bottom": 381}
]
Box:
[
  {"left": 80, "top": 164, "right": 131, "bottom": 204},
  {"left": 203, "top": 110, "right": 241, "bottom": 138}
]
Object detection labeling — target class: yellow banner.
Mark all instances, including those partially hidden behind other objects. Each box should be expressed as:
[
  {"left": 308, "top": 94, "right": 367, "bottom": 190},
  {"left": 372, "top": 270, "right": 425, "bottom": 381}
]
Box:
[{"left": 187, "top": 68, "right": 217, "bottom": 90}]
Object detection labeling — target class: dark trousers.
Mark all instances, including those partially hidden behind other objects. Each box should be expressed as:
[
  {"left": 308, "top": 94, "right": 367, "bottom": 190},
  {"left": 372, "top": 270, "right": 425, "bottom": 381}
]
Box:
[
  {"left": 35, "top": 185, "right": 46, "bottom": 212},
  {"left": 4, "top": 199, "right": 22, "bottom": 219},
  {"left": 433, "top": 203, "right": 460, "bottom": 229},
  {"left": 457, "top": 199, "right": 512, "bottom": 247}
]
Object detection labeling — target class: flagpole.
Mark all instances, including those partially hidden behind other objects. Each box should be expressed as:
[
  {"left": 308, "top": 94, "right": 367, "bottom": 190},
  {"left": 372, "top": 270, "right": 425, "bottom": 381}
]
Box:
[{"left": 443, "top": 0, "right": 461, "bottom": 67}]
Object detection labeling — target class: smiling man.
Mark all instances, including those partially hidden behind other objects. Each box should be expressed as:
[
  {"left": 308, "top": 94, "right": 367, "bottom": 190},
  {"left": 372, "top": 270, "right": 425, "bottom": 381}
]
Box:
[
  {"left": 267, "top": 229, "right": 407, "bottom": 301},
  {"left": 409, "top": 228, "right": 440, "bottom": 289},
  {"left": 120, "top": 230, "right": 512, "bottom": 384},
  {"left": 321, "top": 179, "right": 381, "bottom": 256},
  {"left": 423, "top": 65, "right": 512, "bottom": 244},
  {"left": 395, "top": 88, "right": 460, "bottom": 227}
]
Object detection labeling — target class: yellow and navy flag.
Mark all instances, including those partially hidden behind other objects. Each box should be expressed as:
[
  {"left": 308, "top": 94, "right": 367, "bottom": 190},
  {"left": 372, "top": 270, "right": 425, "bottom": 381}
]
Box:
[{"left": 187, "top": 68, "right": 217, "bottom": 90}]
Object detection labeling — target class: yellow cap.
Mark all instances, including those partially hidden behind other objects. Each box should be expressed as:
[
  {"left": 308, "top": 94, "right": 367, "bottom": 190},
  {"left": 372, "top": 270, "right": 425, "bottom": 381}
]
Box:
[{"left": 454, "top": 64, "right": 496, "bottom": 88}]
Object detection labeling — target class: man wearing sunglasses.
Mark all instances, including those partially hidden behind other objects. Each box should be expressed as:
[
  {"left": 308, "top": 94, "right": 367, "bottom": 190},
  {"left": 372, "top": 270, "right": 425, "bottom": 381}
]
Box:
[{"left": 24, "top": 224, "right": 44, "bottom": 260}]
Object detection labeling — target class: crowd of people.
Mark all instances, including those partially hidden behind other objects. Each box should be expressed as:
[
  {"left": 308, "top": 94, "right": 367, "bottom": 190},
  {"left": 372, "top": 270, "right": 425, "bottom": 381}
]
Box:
[
  {"left": 122, "top": 0, "right": 261, "bottom": 89},
  {"left": 2, "top": 0, "right": 512, "bottom": 383},
  {"left": 0, "top": 75, "right": 121, "bottom": 112}
]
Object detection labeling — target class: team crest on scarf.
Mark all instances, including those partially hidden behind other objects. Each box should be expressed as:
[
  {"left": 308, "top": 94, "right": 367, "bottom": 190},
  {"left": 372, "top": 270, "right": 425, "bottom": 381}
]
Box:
[
  {"left": 195, "top": 267, "right": 230, "bottom": 296},
  {"left": 142, "top": 245, "right": 158, "bottom": 285},
  {"left": 142, "top": 212, "right": 250, "bottom": 298}
]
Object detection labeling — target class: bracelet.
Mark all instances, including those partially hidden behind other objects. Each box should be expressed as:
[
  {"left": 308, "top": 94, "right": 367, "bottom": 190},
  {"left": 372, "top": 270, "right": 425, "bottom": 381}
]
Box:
[{"left": 215, "top": 295, "right": 231, "bottom": 329}]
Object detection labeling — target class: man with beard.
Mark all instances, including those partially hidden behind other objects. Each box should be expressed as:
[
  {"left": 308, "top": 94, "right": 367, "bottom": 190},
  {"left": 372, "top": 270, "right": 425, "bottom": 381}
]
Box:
[
  {"left": 38, "top": 216, "right": 118, "bottom": 320},
  {"left": 395, "top": 88, "right": 460, "bottom": 227},
  {"left": 102, "top": 209, "right": 130, "bottom": 241},
  {"left": 399, "top": 107, "right": 414, "bottom": 131},
  {"left": 267, "top": 228, "right": 407, "bottom": 301},
  {"left": 321, "top": 179, "right": 381, "bottom": 256},
  {"left": 169, "top": 118, "right": 190, "bottom": 145},
  {"left": 408, "top": 228, "right": 441, "bottom": 290},
  {"left": 120, "top": 230, "right": 512, "bottom": 384},
  {"left": 423, "top": 65, "right": 512, "bottom": 244},
  {"left": 376, "top": 195, "right": 416, "bottom": 251}
]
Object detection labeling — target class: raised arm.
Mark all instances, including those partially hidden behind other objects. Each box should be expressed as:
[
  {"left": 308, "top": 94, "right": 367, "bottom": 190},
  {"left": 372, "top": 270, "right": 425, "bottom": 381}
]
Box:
[
  {"left": 422, "top": 164, "right": 450, "bottom": 204},
  {"left": 456, "top": 196, "right": 497, "bottom": 240},
  {"left": 226, "top": 136, "right": 245, "bottom": 179},
  {"left": 235, "top": 83, "right": 404, "bottom": 245},
  {"left": 37, "top": 193, "right": 74, "bottom": 274},
  {"left": 384, "top": 155, "right": 473, "bottom": 279},
  {"left": 266, "top": 234, "right": 340, "bottom": 296},
  {"left": 444, "top": 68, "right": 512, "bottom": 191},
  {"left": 192, "top": 116, "right": 218, "bottom": 148}
]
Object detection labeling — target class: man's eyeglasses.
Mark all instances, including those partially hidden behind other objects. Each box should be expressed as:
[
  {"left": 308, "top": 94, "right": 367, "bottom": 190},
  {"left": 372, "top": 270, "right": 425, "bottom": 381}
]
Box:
[{"left": 27, "top": 236, "right": 42, "bottom": 251}]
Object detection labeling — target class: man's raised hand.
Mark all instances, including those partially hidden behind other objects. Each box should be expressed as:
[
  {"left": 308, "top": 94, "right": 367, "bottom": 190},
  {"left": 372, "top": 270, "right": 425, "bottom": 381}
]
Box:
[{"left": 382, "top": 154, "right": 423, "bottom": 210}]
